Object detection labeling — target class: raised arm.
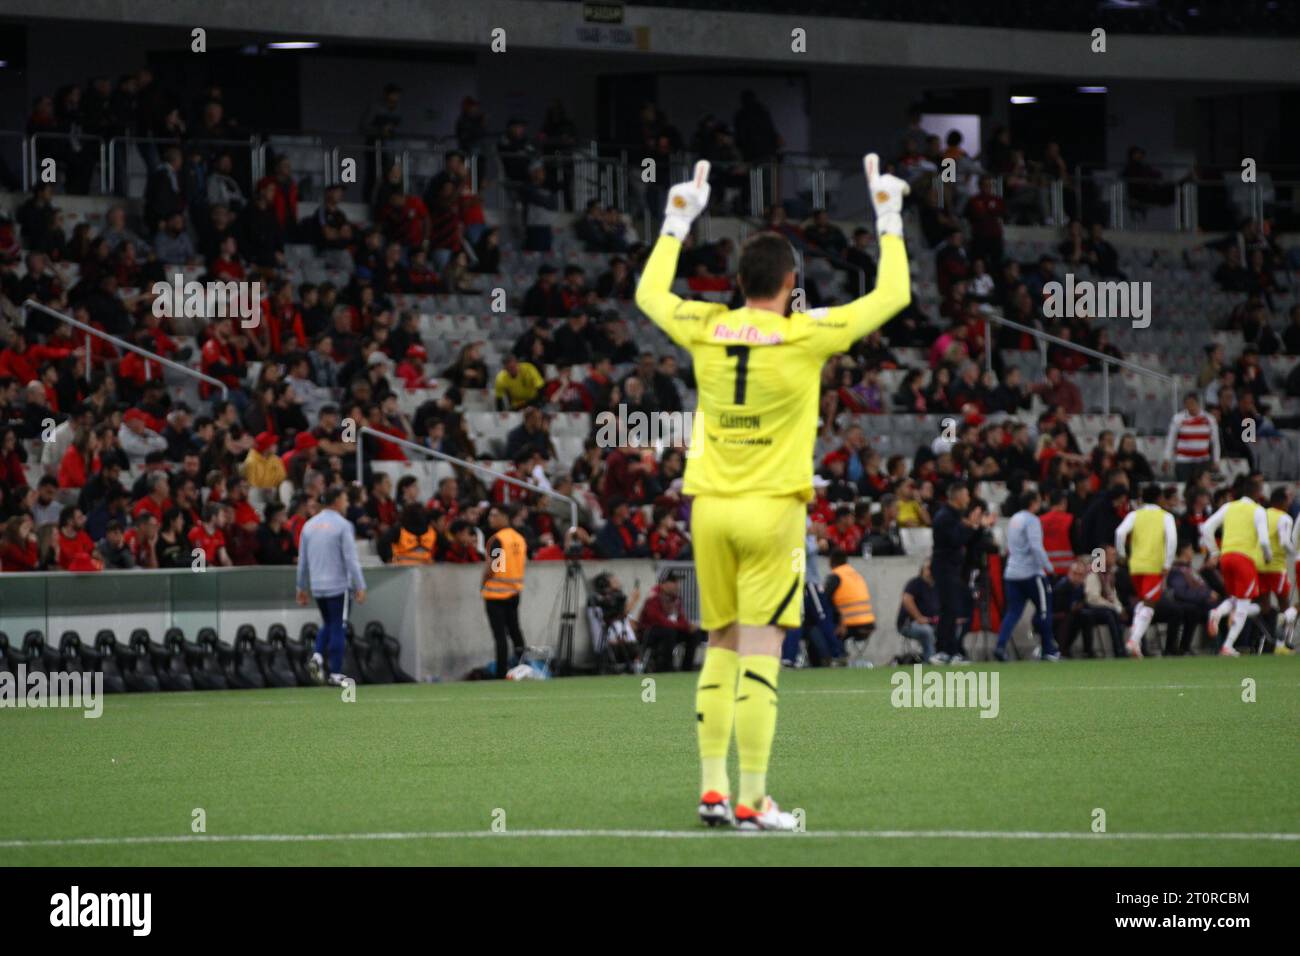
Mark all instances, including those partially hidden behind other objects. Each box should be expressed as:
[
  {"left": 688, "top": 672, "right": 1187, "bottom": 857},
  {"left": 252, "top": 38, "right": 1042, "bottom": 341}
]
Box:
[
  {"left": 634, "top": 159, "right": 726, "bottom": 349},
  {"left": 808, "top": 154, "right": 911, "bottom": 355},
  {"left": 1200, "top": 503, "right": 1229, "bottom": 555}
]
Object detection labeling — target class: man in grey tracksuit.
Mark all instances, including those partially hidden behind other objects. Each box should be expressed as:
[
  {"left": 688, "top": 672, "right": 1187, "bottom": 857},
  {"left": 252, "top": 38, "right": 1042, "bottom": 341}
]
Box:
[
  {"left": 994, "top": 489, "right": 1059, "bottom": 662},
  {"left": 296, "top": 485, "right": 367, "bottom": 685}
]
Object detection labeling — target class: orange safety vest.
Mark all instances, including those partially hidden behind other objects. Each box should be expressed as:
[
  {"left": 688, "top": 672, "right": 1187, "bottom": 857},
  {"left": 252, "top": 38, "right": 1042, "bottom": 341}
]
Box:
[
  {"left": 1039, "top": 509, "right": 1075, "bottom": 576},
  {"left": 391, "top": 526, "right": 437, "bottom": 565},
  {"left": 482, "top": 527, "right": 527, "bottom": 600},
  {"left": 831, "top": 563, "right": 875, "bottom": 626}
]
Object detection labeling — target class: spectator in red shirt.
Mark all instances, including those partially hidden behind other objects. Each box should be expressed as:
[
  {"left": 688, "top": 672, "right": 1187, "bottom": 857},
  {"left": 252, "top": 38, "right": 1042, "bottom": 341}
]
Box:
[
  {"left": 287, "top": 494, "right": 320, "bottom": 549},
  {"left": 256, "top": 279, "right": 307, "bottom": 356},
  {"left": 427, "top": 477, "right": 461, "bottom": 522},
  {"left": 825, "top": 505, "right": 864, "bottom": 556},
  {"left": 600, "top": 446, "right": 648, "bottom": 509},
  {"left": 0, "top": 426, "right": 28, "bottom": 491},
  {"left": 637, "top": 575, "right": 701, "bottom": 671},
  {"left": 965, "top": 175, "right": 1006, "bottom": 268},
  {"left": 132, "top": 471, "right": 173, "bottom": 522},
  {"left": 226, "top": 476, "right": 262, "bottom": 531},
  {"left": 809, "top": 476, "right": 836, "bottom": 526},
  {"left": 187, "top": 502, "right": 232, "bottom": 567},
  {"left": 358, "top": 473, "right": 394, "bottom": 538},
  {"left": 56, "top": 505, "right": 102, "bottom": 572},
  {"left": 438, "top": 518, "right": 483, "bottom": 563},
  {"left": 405, "top": 248, "right": 439, "bottom": 294},
  {"left": 124, "top": 512, "right": 160, "bottom": 569},
  {"left": 59, "top": 428, "right": 100, "bottom": 489},
  {"left": 0, "top": 329, "right": 76, "bottom": 385},
  {"left": 0, "top": 514, "right": 39, "bottom": 572},
  {"left": 379, "top": 189, "right": 430, "bottom": 250},
  {"left": 396, "top": 344, "right": 432, "bottom": 388},
  {"left": 199, "top": 316, "right": 248, "bottom": 402},
  {"left": 648, "top": 509, "right": 690, "bottom": 560},
  {"left": 256, "top": 155, "right": 300, "bottom": 231},
  {"left": 365, "top": 398, "right": 411, "bottom": 461},
  {"left": 117, "top": 331, "right": 165, "bottom": 393},
  {"left": 210, "top": 234, "right": 246, "bottom": 282}
]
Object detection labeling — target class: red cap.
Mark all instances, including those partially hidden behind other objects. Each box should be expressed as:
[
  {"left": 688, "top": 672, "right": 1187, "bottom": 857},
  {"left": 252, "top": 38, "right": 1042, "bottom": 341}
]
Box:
[
  {"left": 293, "top": 432, "right": 319, "bottom": 452},
  {"left": 406, "top": 344, "right": 427, "bottom": 360},
  {"left": 255, "top": 431, "right": 277, "bottom": 452}
]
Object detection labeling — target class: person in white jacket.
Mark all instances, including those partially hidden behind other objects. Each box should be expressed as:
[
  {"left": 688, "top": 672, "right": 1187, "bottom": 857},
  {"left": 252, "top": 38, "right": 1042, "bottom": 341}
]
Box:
[{"left": 118, "top": 412, "right": 169, "bottom": 461}]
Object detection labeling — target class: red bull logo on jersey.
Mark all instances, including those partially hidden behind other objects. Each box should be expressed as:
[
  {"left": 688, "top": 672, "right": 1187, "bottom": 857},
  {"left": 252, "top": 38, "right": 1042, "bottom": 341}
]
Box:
[{"left": 710, "top": 322, "right": 784, "bottom": 345}]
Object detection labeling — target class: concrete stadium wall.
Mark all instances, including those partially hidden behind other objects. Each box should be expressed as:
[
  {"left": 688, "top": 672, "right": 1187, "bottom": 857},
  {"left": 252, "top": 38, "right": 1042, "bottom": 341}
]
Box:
[
  {"left": 11, "top": 1, "right": 1300, "bottom": 82},
  {"left": 0, "top": 555, "right": 959, "bottom": 680}
]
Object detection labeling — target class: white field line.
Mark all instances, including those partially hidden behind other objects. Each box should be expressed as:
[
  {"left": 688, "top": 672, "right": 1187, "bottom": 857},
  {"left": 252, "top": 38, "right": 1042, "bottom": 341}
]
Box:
[
  {"left": 122, "top": 682, "right": 1296, "bottom": 706},
  {"left": 1, "top": 828, "right": 1297, "bottom": 850}
]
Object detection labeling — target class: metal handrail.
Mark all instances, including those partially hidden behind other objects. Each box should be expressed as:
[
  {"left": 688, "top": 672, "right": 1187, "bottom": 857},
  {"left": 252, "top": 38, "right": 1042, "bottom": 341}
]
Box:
[
  {"left": 980, "top": 309, "right": 1178, "bottom": 421},
  {"left": 29, "top": 131, "right": 108, "bottom": 193},
  {"left": 355, "top": 426, "right": 580, "bottom": 533},
  {"left": 0, "top": 129, "right": 31, "bottom": 191},
  {"left": 108, "top": 134, "right": 260, "bottom": 194},
  {"left": 22, "top": 299, "right": 229, "bottom": 399}
]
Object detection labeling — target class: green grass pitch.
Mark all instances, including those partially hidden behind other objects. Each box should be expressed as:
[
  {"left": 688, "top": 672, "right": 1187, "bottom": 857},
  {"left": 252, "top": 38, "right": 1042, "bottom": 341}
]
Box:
[{"left": 2, "top": 657, "right": 1297, "bottom": 866}]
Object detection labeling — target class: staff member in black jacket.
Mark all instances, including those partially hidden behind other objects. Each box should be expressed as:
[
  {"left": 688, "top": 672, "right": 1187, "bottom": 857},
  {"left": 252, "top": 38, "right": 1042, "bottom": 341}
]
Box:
[{"left": 931, "top": 481, "right": 995, "bottom": 663}]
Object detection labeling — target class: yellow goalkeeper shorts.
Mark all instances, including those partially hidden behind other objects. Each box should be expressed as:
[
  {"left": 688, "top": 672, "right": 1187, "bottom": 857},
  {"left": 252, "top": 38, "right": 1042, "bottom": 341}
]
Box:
[{"left": 690, "top": 493, "right": 806, "bottom": 631}]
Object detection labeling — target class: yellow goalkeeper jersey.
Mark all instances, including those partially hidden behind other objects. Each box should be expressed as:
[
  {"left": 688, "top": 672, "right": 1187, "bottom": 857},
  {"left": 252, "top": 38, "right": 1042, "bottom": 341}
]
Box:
[{"left": 635, "top": 233, "right": 910, "bottom": 501}]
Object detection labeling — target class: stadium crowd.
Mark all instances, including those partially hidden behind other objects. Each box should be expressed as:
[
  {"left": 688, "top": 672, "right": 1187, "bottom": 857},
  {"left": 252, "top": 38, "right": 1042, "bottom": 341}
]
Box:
[{"left": 1, "top": 68, "right": 1298, "bottom": 662}]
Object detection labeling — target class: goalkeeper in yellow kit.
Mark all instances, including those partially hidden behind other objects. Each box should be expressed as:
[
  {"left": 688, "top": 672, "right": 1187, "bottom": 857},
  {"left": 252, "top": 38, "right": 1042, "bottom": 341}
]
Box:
[{"left": 635, "top": 155, "right": 911, "bottom": 830}]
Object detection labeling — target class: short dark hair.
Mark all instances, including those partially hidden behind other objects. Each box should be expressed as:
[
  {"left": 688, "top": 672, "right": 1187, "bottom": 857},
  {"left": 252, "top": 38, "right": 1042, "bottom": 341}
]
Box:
[
  {"left": 1270, "top": 487, "right": 1289, "bottom": 508},
  {"left": 738, "top": 233, "right": 796, "bottom": 300},
  {"left": 828, "top": 547, "right": 848, "bottom": 566},
  {"left": 1019, "top": 490, "right": 1040, "bottom": 511},
  {"left": 1143, "top": 483, "right": 1162, "bottom": 504},
  {"left": 324, "top": 484, "right": 349, "bottom": 507}
]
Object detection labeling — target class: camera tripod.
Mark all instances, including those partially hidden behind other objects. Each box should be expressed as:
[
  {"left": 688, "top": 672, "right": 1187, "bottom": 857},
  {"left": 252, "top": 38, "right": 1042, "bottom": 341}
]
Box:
[{"left": 551, "top": 552, "right": 588, "bottom": 676}]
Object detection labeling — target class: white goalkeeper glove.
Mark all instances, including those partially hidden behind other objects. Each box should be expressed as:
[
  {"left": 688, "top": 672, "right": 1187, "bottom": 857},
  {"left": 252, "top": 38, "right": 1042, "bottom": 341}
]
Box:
[
  {"left": 661, "top": 159, "right": 711, "bottom": 241},
  {"left": 865, "top": 152, "right": 909, "bottom": 238}
]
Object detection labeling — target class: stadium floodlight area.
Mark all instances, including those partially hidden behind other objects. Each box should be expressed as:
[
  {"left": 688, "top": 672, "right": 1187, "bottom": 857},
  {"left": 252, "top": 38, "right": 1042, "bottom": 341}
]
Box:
[{"left": 22, "top": 299, "right": 230, "bottom": 398}]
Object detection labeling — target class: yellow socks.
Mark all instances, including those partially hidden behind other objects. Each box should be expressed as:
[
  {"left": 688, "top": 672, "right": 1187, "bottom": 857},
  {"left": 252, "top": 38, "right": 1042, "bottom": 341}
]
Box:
[
  {"left": 695, "top": 647, "right": 738, "bottom": 796},
  {"left": 735, "top": 654, "right": 780, "bottom": 809}
]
